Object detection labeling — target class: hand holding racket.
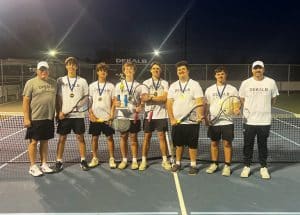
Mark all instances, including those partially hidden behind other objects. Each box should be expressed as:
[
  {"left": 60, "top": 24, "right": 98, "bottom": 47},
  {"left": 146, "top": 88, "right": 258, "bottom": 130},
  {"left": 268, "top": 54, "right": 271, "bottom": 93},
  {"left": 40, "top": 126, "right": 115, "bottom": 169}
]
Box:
[
  {"left": 59, "top": 95, "right": 91, "bottom": 120},
  {"left": 176, "top": 104, "right": 204, "bottom": 125}
]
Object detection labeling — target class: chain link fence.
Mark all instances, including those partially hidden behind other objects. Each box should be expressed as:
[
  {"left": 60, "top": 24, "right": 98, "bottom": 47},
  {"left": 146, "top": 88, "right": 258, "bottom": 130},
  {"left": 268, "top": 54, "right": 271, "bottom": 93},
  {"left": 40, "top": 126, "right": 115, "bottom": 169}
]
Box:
[{"left": 1, "top": 59, "right": 300, "bottom": 103}]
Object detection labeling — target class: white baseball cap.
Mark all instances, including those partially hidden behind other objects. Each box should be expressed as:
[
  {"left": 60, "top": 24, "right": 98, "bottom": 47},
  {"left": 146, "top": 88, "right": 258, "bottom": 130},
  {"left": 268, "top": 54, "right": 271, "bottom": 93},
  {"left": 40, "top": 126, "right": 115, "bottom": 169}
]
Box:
[
  {"left": 252, "top": 60, "right": 264, "bottom": 68},
  {"left": 37, "top": 61, "right": 49, "bottom": 70}
]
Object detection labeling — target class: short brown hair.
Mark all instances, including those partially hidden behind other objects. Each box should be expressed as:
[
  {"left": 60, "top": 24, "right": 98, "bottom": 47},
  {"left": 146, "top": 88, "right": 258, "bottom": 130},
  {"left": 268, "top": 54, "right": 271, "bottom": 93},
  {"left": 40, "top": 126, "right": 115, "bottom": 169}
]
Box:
[
  {"left": 150, "top": 61, "right": 162, "bottom": 70},
  {"left": 175, "top": 60, "right": 189, "bottom": 70},
  {"left": 65, "top": 57, "right": 78, "bottom": 66},
  {"left": 96, "top": 62, "right": 109, "bottom": 72},
  {"left": 122, "top": 61, "right": 136, "bottom": 72},
  {"left": 214, "top": 66, "right": 227, "bottom": 74}
]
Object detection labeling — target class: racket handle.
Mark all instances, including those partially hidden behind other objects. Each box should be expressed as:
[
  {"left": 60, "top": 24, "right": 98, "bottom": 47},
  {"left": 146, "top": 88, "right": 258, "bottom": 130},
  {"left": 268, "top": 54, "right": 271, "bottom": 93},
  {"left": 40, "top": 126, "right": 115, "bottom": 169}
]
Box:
[
  {"left": 148, "top": 111, "right": 153, "bottom": 122},
  {"left": 124, "top": 95, "right": 128, "bottom": 107},
  {"left": 117, "top": 95, "right": 120, "bottom": 101}
]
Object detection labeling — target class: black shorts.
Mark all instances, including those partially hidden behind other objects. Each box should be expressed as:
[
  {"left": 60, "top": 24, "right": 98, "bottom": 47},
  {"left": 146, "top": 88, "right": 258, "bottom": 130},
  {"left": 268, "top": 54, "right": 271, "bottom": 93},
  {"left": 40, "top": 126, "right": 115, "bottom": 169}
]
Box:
[
  {"left": 143, "top": 119, "right": 168, "bottom": 133},
  {"left": 171, "top": 124, "right": 200, "bottom": 149},
  {"left": 57, "top": 118, "right": 85, "bottom": 135},
  {"left": 25, "top": 119, "right": 54, "bottom": 140},
  {"left": 207, "top": 124, "right": 234, "bottom": 142},
  {"left": 89, "top": 121, "right": 115, "bottom": 137},
  {"left": 126, "top": 120, "right": 141, "bottom": 134}
]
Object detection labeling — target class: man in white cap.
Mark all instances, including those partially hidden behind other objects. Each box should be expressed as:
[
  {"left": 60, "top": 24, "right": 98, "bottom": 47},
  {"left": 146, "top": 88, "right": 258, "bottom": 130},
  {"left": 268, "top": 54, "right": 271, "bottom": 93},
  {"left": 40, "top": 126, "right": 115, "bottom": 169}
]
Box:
[
  {"left": 23, "top": 61, "right": 57, "bottom": 176},
  {"left": 239, "top": 60, "right": 279, "bottom": 179}
]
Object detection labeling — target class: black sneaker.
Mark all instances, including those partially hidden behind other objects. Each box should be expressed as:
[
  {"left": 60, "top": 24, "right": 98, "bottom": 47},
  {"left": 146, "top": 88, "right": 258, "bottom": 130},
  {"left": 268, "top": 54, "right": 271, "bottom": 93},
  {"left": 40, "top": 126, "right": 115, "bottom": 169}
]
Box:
[
  {"left": 54, "top": 161, "right": 63, "bottom": 173},
  {"left": 188, "top": 166, "right": 198, "bottom": 175},
  {"left": 171, "top": 164, "right": 181, "bottom": 173},
  {"left": 80, "top": 160, "right": 89, "bottom": 171}
]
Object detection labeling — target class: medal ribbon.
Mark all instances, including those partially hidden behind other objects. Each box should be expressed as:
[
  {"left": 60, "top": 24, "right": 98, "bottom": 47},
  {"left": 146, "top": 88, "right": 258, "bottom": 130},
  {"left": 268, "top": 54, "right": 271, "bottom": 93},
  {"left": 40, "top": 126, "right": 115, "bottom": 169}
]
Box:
[{"left": 67, "top": 75, "right": 78, "bottom": 93}]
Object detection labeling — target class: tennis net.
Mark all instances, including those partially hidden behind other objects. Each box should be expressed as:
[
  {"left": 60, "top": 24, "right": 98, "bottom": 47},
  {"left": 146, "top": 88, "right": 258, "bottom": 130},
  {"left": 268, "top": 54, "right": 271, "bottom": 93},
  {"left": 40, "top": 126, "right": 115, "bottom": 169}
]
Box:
[{"left": 1, "top": 107, "right": 299, "bottom": 163}]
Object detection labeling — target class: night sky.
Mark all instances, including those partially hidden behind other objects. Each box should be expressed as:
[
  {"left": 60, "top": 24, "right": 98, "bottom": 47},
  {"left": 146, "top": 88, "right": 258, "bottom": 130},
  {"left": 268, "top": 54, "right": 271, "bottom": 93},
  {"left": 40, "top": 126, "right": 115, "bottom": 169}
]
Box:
[{"left": 0, "top": 0, "right": 299, "bottom": 63}]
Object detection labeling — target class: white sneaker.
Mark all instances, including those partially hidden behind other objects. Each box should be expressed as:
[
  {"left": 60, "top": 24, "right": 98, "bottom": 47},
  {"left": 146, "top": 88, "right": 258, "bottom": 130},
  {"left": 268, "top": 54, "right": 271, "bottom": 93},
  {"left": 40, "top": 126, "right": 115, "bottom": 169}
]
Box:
[
  {"left": 240, "top": 166, "right": 251, "bottom": 178},
  {"left": 222, "top": 164, "right": 231, "bottom": 177},
  {"left": 260, "top": 167, "right": 271, "bottom": 179},
  {"left": 29, "top": 164, "right": 43, "bottom": 177},
  {"left": 41, "top": 163, "right": 54, "bottom": 174},
  {"left": 109, "top": 157, "right": 117, "bottom": 169},
  {"left": 206, "top": 163, "right": 218, "bottom": 174}
]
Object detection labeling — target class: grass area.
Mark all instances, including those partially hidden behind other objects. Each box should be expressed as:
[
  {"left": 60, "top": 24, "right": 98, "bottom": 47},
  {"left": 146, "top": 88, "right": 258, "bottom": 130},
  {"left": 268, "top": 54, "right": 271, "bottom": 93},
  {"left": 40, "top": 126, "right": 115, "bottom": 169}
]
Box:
[{"left": 275, "top": 92, "right": 300, "bottom": 114}]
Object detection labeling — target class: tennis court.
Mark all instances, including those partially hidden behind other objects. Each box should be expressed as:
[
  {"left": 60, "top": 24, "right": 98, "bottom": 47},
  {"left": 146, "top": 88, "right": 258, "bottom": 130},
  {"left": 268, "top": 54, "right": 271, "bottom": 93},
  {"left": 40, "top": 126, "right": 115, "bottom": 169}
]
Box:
[{"left": 1, "top": 102, "right": 300, "bottom": 214}]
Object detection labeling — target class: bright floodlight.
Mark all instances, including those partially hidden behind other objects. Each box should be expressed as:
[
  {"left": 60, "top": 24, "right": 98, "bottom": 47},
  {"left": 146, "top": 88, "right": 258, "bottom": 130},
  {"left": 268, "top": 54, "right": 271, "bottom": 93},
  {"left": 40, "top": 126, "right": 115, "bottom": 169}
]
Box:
[
  {"left": 48, "top": 49, "right": 57, "bottom": 57},
  {"left": 154, "top": 50, "right": 160, "bottom": 56}
]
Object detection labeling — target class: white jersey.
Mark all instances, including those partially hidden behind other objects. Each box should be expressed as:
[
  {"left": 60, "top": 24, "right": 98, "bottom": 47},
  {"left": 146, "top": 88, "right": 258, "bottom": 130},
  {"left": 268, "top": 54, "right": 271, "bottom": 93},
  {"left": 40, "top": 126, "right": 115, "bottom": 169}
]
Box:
[
  {"left": 89, "top": 81, "right": 115, "bottom": 120},
  {"left": 205, "top": 84, "right": 238, "bottom": 126},
  {"left": 142, "top": 78, "right": 168, "bottom": 119},
  {"left": 57, "top": 75, "right": 88, "bottom": 118},
  {"left": 168, "top": 79, "right": 204, "bottom": 124},
  {"left": 239, "top": 76, "right": 279, "bottom": 125},
  {"left": 115, "top": 80, "right": 142, "bottom": 120}
]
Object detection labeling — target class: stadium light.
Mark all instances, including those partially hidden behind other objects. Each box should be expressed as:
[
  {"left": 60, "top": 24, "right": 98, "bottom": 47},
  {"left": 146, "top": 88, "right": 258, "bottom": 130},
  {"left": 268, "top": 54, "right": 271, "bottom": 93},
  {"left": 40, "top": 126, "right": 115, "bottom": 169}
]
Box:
[
  {"left": 48, "top": 49, "right": 58, "bottom": 57},
  {"left": 153, "top": 49, "right": 160, "bottom": 56}
]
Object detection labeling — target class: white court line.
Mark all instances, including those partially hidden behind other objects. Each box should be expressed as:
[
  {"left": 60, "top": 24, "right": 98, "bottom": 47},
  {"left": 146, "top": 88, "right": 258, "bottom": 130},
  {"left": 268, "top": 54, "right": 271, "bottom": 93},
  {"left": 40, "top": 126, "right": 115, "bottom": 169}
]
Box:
[
  {"left": 173, "top": 172, "right": 188, "bottom": 215},
  {"left": 0, "top": 128, "right": 27, "bottom": 170},
  {"left": 270, "top": 130, "right": 300, "bottom": 147},
  {"left": 274, "top": 118, "right": 300, "bottom": 129},
  {"left": 273, "top": 106, "right": 296, "bottom": 115},
  {"left": 191, "top": 212, "right": 300, "bottom": 215}
]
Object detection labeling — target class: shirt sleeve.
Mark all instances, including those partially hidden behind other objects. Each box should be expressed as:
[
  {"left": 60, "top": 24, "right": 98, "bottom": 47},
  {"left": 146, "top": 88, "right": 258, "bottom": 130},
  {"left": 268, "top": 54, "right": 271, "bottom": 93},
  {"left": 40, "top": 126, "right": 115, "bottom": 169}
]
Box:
[
  {"left": 57, "top": 77, "right": 63, "bottom": 96},
  {"left": 271, "top": 80, "right": 279, "bottom": 98},
  {"left": 163, "top": 81, "right": 169, "bottom": 92},
  {"left": 193, "top": 82, "right": 204, "bottom": 98},
  {"left": 23, "top": 80, "right": 32, "bottom": 98},
  {"left": 239, "top": 81, "right": 246, "bottom": 98},
  {"left": 167, "top": 84, "right": 175, "bottom": 99},
  {"left": 83, "top": 79, "right": 89, "bottom": 95}
]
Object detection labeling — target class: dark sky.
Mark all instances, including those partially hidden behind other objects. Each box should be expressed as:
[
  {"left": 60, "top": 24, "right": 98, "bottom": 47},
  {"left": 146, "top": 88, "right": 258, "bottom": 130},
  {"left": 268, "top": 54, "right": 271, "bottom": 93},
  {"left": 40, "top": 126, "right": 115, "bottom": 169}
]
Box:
[{"left": 0, "top": 0, "right": 299, "bottom": 63}]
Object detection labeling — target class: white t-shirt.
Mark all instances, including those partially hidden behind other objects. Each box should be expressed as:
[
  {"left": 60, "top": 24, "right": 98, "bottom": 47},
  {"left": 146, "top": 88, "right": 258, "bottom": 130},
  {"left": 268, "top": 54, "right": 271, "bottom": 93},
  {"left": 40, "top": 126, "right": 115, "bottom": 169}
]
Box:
[
  {"left": 115, "top": 80, "right": 142, "bottom": 120},
  {"left": 239, "top": 76, "right": 279, "bottom": 125},
  {"left": 89, "top": 81, "right": 115, "bottom": 120},
  {"left": 57, "top": 76, "right": 88, "bottom": 118},
  {"left": 142, "top": 78, "right": 168, "bottom": 119},
  {"left": 205, "top": 84, "right": 238, "bottom": 126},
  {"left": 168, "top": 79, "right": 203, "bottom": 124}
]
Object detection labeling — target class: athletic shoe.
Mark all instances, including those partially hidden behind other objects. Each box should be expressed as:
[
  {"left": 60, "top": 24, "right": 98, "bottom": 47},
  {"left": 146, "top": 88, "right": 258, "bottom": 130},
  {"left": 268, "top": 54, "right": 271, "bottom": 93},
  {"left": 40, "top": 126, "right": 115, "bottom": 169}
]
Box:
[
  {"left": 29, "top": 164, "right": 43, "bottom": 177},
  {"left": 41, "top": 163, "right": 54, "bottom": 174},
  {"left": 139, "top": 161, "right": 147, "bottom": 171},
  {"left": 80, "top": 160, "right": 89, "bottom": 171},
  {"left": 109, "top": 157, "right": 117, "bottom": 169},
  {"left": 161, "top": 160, "right": 172, "bottom": 171},
  {"left": 206, "top": 163, "right": 218, "bottom": 174},
  {"left": 131, "top": 161, "right": 139, "bottom": 170},
  {"left": 88, "top": 157, "right": 99, "bottom": 168},
  {"left": 171, "top": 164, "right": 181, "bottom": 173},
  {"left": 240, "top": 166, "right": 251, "bottom": 178},
  {"left": 222, "top": 164, "right": 231, "bottom": 177},
  {"left": 188, "top": 166, "right": 198, "bottom": 175},
  {"left": 118, "top": 161, "right": 127, "bottom": 170},
  {"left": 260, "top": 167, "right": 271, "bottom": 179},
  {"left": 54, "top": 161, "right": 63, "bottom": 173}
]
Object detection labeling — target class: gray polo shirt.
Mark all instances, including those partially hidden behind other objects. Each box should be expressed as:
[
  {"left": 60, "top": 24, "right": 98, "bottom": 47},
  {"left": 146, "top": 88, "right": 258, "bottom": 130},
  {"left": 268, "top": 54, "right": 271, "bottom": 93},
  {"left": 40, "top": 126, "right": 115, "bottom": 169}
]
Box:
[{"left": 23, "top": 77, "right": 57, "bottom": 120}]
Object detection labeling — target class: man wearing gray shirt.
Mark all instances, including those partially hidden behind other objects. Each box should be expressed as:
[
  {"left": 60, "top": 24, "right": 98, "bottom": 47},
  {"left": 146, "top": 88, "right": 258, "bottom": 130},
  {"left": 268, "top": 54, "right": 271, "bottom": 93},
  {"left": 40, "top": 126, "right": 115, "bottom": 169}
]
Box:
[{"left": 23, "top": 61, "right": 56, "bottom": 177}]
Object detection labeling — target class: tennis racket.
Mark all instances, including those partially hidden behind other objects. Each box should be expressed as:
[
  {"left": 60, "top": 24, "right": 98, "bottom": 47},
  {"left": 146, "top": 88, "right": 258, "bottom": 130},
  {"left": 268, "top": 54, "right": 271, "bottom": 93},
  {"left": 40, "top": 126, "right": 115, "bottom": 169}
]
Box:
[
  {"left": 111, "top": 118, "right": 131, "bottom": 133},
  {"left": 64, "top": 95, "right": 91, "bottom": 116},
  {"left": 165, "top": 131, "right": 175, "bottom": 166},
  {"left": 207, "top": 95, "right": 241, "bottom": 125},
  {"left": 176, "top": 104, "right": 204, "bottom": 124}
]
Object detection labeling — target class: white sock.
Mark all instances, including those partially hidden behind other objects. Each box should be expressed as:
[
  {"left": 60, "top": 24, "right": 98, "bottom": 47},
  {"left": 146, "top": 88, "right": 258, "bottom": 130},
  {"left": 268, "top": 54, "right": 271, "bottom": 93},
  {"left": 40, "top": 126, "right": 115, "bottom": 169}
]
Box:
[
  {"left": 176, "top": 161, "right": 181, "bottom": 165},
  {"left": 162, "top": 156, "right": 167, "bottom": 162},
  {"left": 132, "top": 157, "right": 137, "bottom": 163},
  {"left": 122, "top": 158, "right": 128, "bottom": 163},
  {"left": 41, "top": 163, "right": 47, "bottom": 167},
  {"left": 191, "top": 161, "right": 196, "bottom": 167},
  {"left": 142, "top": 156, "right": 147, "bottom": 162}
]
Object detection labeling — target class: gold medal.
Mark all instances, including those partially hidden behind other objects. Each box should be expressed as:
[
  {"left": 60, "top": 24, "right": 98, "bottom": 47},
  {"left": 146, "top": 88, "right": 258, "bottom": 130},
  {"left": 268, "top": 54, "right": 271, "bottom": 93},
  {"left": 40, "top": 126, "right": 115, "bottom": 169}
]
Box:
[
  {"left": 70, "top": 93, "right": 74, "bottom": 98},
  {"left": 128, "top": 95, "right": 133, "bottom": 101},
  {"left": 180, "top": 93, "right": 185, "bottom": 100},
  {"left": 154, "top": 91, "right": 158, "bottom": 96},
  {"left": 98, "top": 97, "right": 102, "bottom": 101}
]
